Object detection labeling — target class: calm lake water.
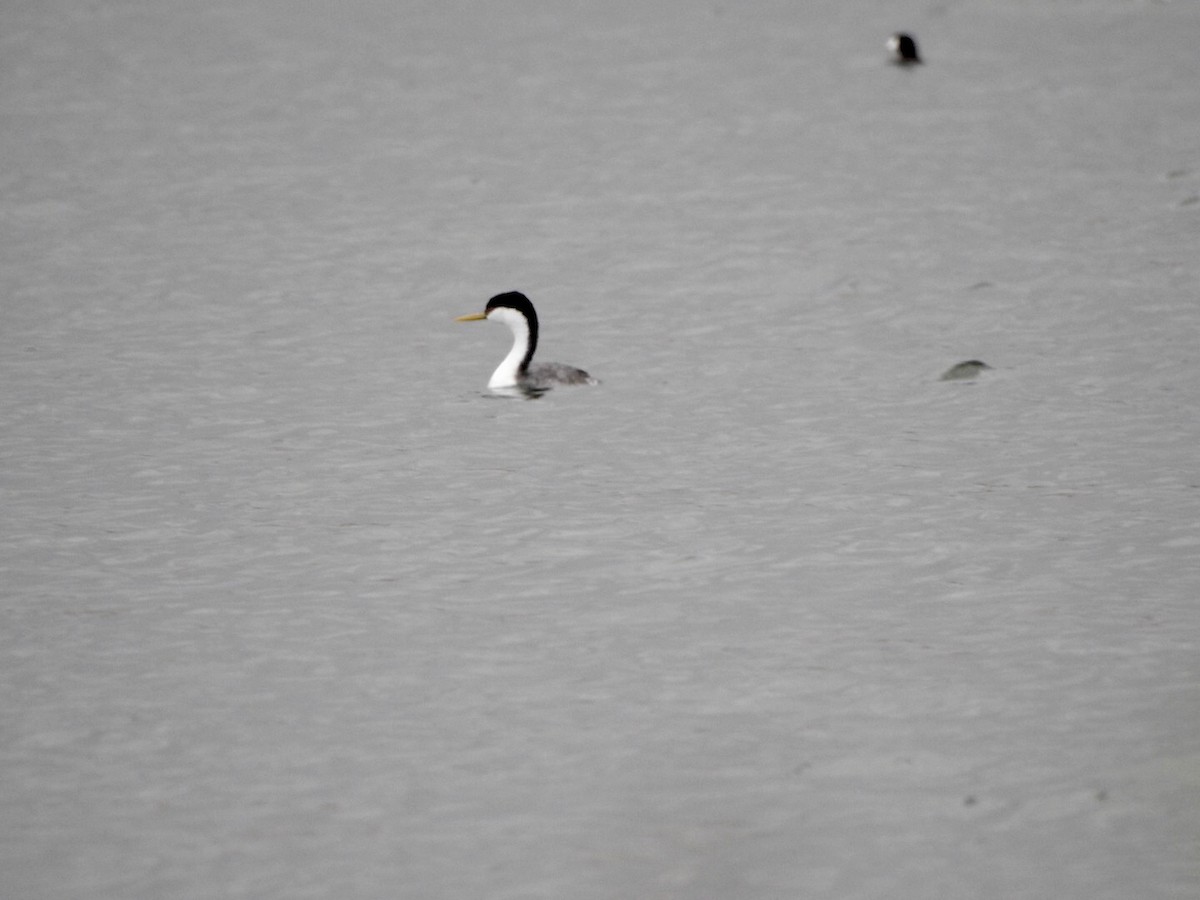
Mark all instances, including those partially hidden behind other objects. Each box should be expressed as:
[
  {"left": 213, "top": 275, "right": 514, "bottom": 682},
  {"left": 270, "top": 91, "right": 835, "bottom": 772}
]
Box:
[{"left": 3, "top": 2, "right": 1198, "bottom": 898}]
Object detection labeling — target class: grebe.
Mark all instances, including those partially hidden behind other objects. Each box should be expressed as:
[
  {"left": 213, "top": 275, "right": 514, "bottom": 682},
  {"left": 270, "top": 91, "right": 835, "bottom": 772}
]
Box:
[
  {"left": 940, "top": 360, "right": 992, "bottom": 381},
  {"left": 456, "top": 291, "right": 598, "bottom": 393},
  {"left": 888, "top": 33, "right": 922, "bottom": 66}
]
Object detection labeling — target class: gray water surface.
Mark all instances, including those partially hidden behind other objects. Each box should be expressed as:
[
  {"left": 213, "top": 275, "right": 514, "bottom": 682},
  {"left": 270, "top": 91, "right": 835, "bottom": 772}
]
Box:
[{"left": 3, "top": 2, "right": 1199, "bottom": 898}]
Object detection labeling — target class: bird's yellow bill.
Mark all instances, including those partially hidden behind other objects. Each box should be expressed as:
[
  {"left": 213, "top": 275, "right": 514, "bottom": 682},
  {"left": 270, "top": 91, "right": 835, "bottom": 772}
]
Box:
[{"left": 455, "top": 312, "right": 488, "bottom": 322}]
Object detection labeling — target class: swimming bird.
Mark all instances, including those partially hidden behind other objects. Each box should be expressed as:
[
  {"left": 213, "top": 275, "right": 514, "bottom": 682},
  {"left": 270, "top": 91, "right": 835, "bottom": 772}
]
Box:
[
  {"left": 888, "top": 32, "right": 922, "bottom": 66},
  {"left": 940, "top": 360, "right": 992, "bottom": 381},
  {"left": 456, "top": 291, "right": 598, "bottom": 393}
]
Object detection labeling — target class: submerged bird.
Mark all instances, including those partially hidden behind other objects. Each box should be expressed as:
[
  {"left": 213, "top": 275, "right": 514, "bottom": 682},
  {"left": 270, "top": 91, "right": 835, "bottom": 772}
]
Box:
[
  {"left": 455, "top": 291, "right": 598, "bottom": 393},
  {"left": 940, "top": 360, "right": 992, "bottom": 381},
  {"left": 888, "top": 32, "right": 922, "bottom": 66}
]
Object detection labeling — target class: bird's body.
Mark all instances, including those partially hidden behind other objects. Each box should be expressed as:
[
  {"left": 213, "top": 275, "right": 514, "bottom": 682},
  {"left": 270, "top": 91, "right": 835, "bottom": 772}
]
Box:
[
  {"left": 940, "top": 360, "right": 992, "bottom": 381},
  {"left": 889, "top": 32, "right": 922, "bottom": 66},
  {"left": 456, "top": 291, "right": 597, "bottom": 393}
]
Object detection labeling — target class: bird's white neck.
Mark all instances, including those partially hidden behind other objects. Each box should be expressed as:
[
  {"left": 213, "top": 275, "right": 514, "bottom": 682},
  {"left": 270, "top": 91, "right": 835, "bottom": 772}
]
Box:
[{"left": 487, "top": 306, "right": 534, "bottom": 388}]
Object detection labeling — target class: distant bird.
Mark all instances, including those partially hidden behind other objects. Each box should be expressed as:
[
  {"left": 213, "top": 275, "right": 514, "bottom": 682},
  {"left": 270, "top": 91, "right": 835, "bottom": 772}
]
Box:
[
  {"left": 888, "top": 32, "right": 922, "bottom": 66},
  {"left": 940, "top": 360, "right": 992, "bottom": 381},
  {"left": 456, "top": 291, "right": 598, "bottom": 393}
]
